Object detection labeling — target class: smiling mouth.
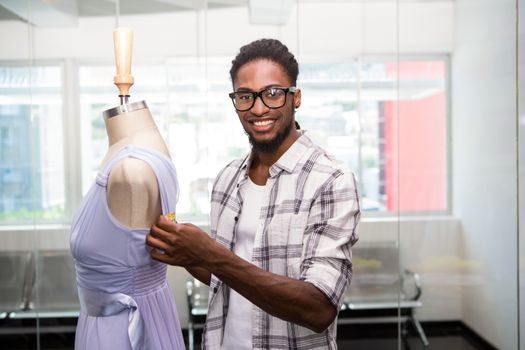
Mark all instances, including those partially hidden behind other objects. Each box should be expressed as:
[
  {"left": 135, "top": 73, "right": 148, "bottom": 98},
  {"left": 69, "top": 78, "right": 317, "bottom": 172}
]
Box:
[{"left": 252, "top": 119, "right": 275, "bottom": 127}]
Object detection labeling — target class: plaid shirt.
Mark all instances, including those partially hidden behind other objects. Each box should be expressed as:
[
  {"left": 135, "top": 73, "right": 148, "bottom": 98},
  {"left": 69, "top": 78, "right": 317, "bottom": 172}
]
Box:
[{"left": 203, "top": 132, "right": 360, "bottom": 350}]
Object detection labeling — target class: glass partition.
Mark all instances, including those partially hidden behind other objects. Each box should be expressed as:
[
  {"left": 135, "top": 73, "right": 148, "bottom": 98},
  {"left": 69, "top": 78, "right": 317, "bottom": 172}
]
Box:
[
  {"left": 0, "top": 65, "right": 64, "bottom": 224},
  {"left": 399, "top": 0, "right": 520, "bottom": 349},
  {"left": 0, "top": 0, "right": 522, "bottom": 349},
  {"left": 519, "top": 0, "right": 525, "bottom": 347},
  {"left": 0, "top": 1, "right": 39, "bottom": 346}
]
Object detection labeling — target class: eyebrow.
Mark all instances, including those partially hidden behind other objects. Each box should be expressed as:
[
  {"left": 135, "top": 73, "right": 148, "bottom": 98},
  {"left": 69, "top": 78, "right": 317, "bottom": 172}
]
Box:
[{"left": 234, "top": 84, "right": 285, "bottom": 92}]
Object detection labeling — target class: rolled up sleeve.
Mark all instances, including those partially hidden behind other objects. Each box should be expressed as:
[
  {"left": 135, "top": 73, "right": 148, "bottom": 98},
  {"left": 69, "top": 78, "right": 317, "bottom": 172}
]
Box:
[{"left": 300, "top": 171, "right": 360, "bottom": 309}]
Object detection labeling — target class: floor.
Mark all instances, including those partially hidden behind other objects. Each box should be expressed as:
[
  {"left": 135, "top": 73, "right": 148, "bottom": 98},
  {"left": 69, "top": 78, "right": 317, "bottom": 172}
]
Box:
[
  {"left": 337, "top": 337, "right": 485, "bottom": 350},
  {"left": 186, "top": 322, "right": 496, "bottom": 350},
  {"left": 0, "top": 320, "right": 497, "bottom": 349},
  {"left": 333, "top": 322, "right": 497, "bottom": 350}
]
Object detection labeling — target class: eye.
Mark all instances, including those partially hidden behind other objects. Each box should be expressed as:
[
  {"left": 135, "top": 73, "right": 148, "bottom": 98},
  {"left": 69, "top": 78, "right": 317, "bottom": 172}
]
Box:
[
  {"left": 236, "top": 92, "right": 253, "bottom": 101},
  {"left": 264, "top": 88, "right": 283, "bottom": 98}
]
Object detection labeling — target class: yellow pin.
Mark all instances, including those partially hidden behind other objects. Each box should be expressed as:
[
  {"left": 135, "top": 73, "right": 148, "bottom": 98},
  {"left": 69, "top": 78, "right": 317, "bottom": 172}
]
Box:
[{"left": 166, "top": 212, "right": 177, "bottom": 222}]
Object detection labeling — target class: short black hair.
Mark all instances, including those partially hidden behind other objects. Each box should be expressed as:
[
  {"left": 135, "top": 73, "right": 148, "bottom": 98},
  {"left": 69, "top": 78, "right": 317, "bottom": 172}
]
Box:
[{"left": 229, "top": 38, "right": 299, "bottom": 86}]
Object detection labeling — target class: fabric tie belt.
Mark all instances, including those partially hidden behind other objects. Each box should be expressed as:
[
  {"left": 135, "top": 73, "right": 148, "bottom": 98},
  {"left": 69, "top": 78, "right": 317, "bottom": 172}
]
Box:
[{"left": 78, "top": 286, "right": 151, "bottom": 350}]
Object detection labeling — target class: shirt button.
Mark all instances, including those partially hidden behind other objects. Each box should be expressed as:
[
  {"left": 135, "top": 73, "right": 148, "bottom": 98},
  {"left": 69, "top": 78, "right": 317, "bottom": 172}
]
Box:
[
  {"left": 213, "top": 287, "right": 218, "bottom": 293},
  {"left": 234, "top": 216, "right": 238, "bottom": 222}
]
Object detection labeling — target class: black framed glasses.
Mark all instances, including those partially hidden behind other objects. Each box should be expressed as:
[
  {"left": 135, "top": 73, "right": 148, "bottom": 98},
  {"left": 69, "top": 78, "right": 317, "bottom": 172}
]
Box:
[{"left": 228, "top": 86, "right": 297, "bottom": 112}]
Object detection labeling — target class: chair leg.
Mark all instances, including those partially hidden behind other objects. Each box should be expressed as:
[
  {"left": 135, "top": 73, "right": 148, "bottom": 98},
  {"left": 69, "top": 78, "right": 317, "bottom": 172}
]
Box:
[
  {"left": 188, "top": 320, "right": 194, "bottom": 350},
  {"left": 410, "top": 316, "right": 429, "bottom": 347}
]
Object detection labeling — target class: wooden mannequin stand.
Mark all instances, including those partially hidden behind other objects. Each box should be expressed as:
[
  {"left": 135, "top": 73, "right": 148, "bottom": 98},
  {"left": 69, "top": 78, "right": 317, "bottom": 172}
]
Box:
[{"left": 100, "top": 27, "right": 171, "bottom": 228}]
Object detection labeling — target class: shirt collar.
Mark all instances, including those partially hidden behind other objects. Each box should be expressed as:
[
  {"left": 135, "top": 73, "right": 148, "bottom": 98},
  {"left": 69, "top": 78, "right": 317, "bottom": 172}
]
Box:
[{"left": 270, "top": 130, "right": 312, "bottom": 176}]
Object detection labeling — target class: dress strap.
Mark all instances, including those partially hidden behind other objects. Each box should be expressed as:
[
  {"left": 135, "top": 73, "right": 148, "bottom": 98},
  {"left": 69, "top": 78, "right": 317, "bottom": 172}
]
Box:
[{"left": 98, "top": 145, "right": 179, "bottom": 215}]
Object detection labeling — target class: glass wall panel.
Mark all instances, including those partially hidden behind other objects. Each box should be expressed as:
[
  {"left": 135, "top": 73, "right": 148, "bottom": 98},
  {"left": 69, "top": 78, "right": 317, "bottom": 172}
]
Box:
[
  {"left": 296, "top": 1, "right": 402, "bottom": 347},
  {"left": 519, "top": 0, "right": 525, "bottom": 347},
  {"left": 76, "top": 1, "right": 207, "bottom": 335},
  {"left": 0, "top": 1, "right": 41, "bottom": 348},
  {"left": 399, "top": 0, "right": 519, "bottom": 349},
  {"left": 0, "top": 65, "right": 64, "bottom": 223},
  {"left": 0, "top": 0, "right": 522, "bottom": 349}
]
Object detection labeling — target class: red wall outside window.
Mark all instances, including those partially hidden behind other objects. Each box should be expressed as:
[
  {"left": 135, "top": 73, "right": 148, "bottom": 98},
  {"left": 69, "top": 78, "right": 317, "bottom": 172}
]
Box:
[{"left": 383, "top": 61, "right": 447, "bottom": 211}]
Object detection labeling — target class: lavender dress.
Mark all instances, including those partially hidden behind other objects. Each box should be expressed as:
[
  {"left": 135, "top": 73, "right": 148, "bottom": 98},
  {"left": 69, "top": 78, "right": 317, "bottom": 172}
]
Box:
[{"left": 70, "top": 145, "right": 185, "bottom": 350}]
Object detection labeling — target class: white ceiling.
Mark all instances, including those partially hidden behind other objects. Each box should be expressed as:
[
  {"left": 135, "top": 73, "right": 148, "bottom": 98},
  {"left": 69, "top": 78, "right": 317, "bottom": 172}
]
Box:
[
  {"left": 0, "top": 0, "right": 243, "bottom": 22},
  {"left": 0, "top": 0, "right": 453, "bottom": 25}
]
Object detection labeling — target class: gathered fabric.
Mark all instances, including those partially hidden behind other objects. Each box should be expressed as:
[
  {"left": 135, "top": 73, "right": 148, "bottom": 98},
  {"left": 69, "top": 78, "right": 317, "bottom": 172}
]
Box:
[{"left": 70, "top": 145, "right": 185, "bottom": 350}]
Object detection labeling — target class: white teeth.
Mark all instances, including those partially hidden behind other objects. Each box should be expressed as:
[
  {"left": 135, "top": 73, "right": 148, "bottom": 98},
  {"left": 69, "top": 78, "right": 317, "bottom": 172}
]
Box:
[{"left": 253, "top": 120, "right": 274, "bottom": 126}]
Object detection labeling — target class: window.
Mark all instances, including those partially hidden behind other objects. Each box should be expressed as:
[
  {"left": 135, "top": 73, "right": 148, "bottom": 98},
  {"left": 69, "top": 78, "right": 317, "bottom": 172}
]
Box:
[
  {"left": 0, "top": 56, "right": 445, "bottom": 226},
  {"left": 299, "top": 57, "right": 448, "bottom": 213},
  {"left": 79, "top": 61, "right": 246, "bottom": 221},
  {"left": 0, "top": 65, "right": 65, "bottom": 223}
]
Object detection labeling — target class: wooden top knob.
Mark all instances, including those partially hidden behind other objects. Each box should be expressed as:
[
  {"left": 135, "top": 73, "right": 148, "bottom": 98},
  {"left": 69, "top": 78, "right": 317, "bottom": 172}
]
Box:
[{"left": 113, "top": 27, "right": 134, "bottom": 97}]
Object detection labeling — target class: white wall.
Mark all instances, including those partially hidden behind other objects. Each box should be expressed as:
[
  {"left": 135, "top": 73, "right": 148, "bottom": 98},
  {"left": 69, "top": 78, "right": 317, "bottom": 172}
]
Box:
[{"left": 452, "top": 0, "right": 518, "bottom": 349}]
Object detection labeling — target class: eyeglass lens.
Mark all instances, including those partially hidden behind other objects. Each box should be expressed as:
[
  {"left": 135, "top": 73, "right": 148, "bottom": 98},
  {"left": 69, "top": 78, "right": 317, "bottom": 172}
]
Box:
[{"left": 232, "top": 87, "right": 288, "bottom": 111}]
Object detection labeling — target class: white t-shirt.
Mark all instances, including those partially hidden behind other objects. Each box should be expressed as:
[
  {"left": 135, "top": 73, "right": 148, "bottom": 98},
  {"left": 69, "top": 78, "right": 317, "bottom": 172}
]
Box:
[{"left": 221, "top": 178, "right": 265, "bottom": 350}]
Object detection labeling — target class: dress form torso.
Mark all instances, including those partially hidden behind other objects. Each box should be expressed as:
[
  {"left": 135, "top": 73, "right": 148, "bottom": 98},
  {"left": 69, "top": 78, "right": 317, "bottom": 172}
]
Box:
[
  {"left": 102, "top": 106, "right": 170, "bottom": 228},
  {"left": 70, "top": 104, "right": 185, "bottom": 350}
]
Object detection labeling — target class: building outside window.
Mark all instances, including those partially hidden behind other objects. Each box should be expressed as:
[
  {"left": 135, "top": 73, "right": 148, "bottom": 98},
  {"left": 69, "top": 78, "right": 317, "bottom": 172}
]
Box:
[
  {"left": 0, "top": 57, "right": 447, "bottom": 225},
  {"left": 78, "top": 56, "right": 448, "bottom": 222},
  {"left": 0, "top": 65, "right": 64, "bottom": 223}
]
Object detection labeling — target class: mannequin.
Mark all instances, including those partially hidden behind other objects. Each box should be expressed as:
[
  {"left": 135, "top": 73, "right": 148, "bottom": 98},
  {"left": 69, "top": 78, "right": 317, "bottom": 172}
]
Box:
[
  {"left": 101, "top": 102, "right": 169, "bottom": 228},
  {"left": 71, "top": 27, "right": 185, "bottom": 350}
]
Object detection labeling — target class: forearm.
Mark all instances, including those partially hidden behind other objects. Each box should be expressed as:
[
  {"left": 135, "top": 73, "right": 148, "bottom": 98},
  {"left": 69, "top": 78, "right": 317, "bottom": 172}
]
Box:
[
  {"left": 147, "top": 218, "right": 337, "bottom": 331},
  {"left": 186, "top": 266, "right": 211, "bottom": 286},
  {"left": 203, "top": 242, "right": 336, "bottom": 333}
]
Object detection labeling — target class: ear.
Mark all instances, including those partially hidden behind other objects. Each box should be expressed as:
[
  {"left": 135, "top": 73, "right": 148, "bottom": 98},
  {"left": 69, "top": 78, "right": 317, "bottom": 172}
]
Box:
[{"left": 294, "top": 88, "right": 301, "bottom": 108}]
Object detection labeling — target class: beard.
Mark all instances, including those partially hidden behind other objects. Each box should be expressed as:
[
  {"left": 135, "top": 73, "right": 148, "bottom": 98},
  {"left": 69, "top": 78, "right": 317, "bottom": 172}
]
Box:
[{"left": 246, "top": 118, "right": 294, "bottom": 154}]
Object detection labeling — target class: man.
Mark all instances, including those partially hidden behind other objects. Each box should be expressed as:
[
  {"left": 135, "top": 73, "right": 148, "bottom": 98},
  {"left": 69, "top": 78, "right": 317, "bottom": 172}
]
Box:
[{"left": 146, "top": 38, "right": 360, "bottom": 349}]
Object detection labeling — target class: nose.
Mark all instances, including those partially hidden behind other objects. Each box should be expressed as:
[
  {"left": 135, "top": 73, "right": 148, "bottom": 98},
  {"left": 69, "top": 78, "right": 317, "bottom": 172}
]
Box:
[{"left": 250, "top": 94, "right": 269, "bottom": 115}]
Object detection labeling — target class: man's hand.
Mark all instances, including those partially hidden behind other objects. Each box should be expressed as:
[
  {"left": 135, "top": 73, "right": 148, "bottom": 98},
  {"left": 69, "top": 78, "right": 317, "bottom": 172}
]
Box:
[{"left": 147, "top": 215, "right": 214, "bottom": 267}]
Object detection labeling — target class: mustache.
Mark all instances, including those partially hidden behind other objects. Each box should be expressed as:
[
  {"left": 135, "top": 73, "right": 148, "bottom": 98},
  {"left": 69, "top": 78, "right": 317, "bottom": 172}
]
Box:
[{"left": 244, "top": 118, "right": 294, "bottom": 154}]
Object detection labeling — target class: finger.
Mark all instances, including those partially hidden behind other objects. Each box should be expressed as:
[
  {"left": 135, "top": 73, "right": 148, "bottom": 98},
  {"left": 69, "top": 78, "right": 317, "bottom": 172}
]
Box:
[
  {"left": 146, "top": 233, "right": 172, "bottom": 252},
  {"left": 149, "top": 224, "right": 176, "bottom": 245},
  {"left": 156, "top": 214, "right": 178, "bottom": 231},
  {"left": 157, "top": 219, "right": 190, "bottom": 237},
  {"left": 151, "top": 249, "right": 174, "bottom": 264}
]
